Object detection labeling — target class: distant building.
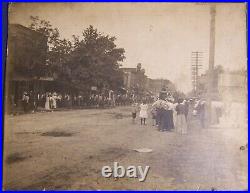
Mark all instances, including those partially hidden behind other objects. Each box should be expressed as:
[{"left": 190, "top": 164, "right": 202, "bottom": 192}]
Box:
[
  {"left": 121, "top": 67, "right": 137, "bottom": 91},
  {"left": 121, "top": 63, "right": 177, "bottom": 98},
  {"left": 147, "top": 78, "right": 176, "bottom": 95},
  {"left": 196, "top": 66, "right": 224, "bottom": 99},
  {"left": 121, "top": 65, "right": 148, "bottom": 96},
  {"left": 195, "top": 67, "right": 247, "bottom": 102},
  {"left": 218, "top": 71, "right": 247, "bottom": 103}
]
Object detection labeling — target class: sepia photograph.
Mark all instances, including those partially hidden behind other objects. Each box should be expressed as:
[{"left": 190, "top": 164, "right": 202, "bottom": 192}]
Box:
[{"left": 2, "top": 2, "right": 248, "bottom": 190}]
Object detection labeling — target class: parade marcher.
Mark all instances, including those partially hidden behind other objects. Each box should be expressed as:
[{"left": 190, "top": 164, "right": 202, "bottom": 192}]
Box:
[
  {"left": 139, "top": 100, "right": 148, "bottom": 125},
  {"left": 175, "top": 99, "right": 187, "bottom": 134}
]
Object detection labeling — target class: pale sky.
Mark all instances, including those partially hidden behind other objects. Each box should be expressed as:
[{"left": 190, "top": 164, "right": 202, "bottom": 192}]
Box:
[{"left": 8, "top": 3, "right": 247, "bottom": 93}]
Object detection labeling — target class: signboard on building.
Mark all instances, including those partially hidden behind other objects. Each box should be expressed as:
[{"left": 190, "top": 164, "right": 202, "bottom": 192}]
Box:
[{"left": 91, "top": 86, "right": 97, "bottom": 91}]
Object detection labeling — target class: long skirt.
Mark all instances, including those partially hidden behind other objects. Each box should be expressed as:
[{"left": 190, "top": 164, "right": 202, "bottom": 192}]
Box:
[
  {"left": 167, "top": 110, "right": 174, "bottom": 130},
  {"left": 158, "top": 108, "right": 164, "bottom": 130},
  {"left": 176, "top": 114, "right": 187, "bottom": 134},
  {"left": 159, "top": 109, "right": 171, "bottom": 131},
  {"left": 45, "top": 101, "right": 50, "bottom": 110}
]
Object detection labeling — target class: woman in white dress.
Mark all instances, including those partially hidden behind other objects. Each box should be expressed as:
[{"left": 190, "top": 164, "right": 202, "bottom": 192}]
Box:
[
  {"left": 52, "top": 93, "right": 57, "bottom": 109},
  {"left": 139, "top": 100, "right": 148, "bottom": 125},
  {"left": 45, "top": 93, "right": 50, "bottom": 110}
]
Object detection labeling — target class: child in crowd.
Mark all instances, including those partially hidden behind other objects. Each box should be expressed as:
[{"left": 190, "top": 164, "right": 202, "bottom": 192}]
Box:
[
  {"left": 131, "top": 102, "right": 138, "bottom": 123},
  {"left": 139, "top": 100, "right": 148, "bottom": 125}
]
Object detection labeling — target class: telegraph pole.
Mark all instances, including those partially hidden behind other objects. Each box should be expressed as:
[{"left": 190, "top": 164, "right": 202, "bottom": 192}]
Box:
[
  {"left": 207, "top": 4, "right": 216, "bottom": 125},
  {"left": 191, "top": 51, "right": 203, "bottom": 96}
]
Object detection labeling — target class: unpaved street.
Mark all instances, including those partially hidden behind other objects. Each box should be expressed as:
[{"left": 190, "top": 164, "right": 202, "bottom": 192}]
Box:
[{"left": 3, "top": 106, "right": 248, "bottom": 190}]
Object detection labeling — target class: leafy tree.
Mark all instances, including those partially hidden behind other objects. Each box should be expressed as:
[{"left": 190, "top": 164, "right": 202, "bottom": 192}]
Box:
[
  {"left": 29, "top": 16, "right": 60, "bottom": 46},
  {"left": 67, "top": 25, "right": 125, "bottom": 91},
  {"left": 29, "top": 16, "right": 73, "bottom": 78},
  {"left": 29, "top": 17, "right": 125, "bottom": 92}
]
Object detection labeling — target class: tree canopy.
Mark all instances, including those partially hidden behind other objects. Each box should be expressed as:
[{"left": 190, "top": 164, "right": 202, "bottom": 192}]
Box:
[{"left": 29, "top": 16, "right": 125, "bottom": 92}]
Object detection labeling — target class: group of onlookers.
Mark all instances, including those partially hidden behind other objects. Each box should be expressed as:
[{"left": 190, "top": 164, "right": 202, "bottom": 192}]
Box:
[
  {"left": 131, "top": 97, "right": 188, "bottom": 133},
  {"left": 8, "top": 91, "right": 151, "bottom": 114},
  {"left": 19, "top": 91, "right": 59, "bottom": 113},
  {"left": 131, "top": 96, "right": 209, "bottom": 134}
]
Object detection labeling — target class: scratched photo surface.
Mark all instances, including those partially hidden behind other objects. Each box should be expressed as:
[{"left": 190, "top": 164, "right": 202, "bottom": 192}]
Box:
[{"left": 3, "top": 3, "right": 247, "bottom": 190}]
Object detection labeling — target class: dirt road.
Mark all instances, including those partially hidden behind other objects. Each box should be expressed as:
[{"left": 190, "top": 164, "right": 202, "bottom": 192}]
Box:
[{"left": 3, "top": 106, "right": 248, "bottom": 190}]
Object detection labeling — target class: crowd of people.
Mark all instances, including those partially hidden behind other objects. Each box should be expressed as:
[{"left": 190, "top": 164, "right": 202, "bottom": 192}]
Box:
[
  {"left": 131, "top": 96, "right": 207, "bottom": 134},
  {"left": 8, "top": 89, "right": 209, "bottom": 133},
  {"left": 8, "top": 90, "right": 154, "bottom": 114},
  {"left": 9, "top": 88, "right": 222, "bottom": 133}
]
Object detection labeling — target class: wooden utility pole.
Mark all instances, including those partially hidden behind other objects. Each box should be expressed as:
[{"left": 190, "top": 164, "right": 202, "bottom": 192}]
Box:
[
  {"left": 191, "top": 51, "right": 203, "bottom": 95},
  {"left": 207, "top": 4, "right": 216, "bottom": 125}
]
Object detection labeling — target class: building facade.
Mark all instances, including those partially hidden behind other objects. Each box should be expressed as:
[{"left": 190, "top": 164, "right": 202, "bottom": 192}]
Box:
[
  {"left": 121, "top": 66, "right": 148, "bottom": 96},
  {"left": 5, "top": 24, "right": 49, "bottom": 108},
  {"left": 147, "top": 78, "right": 176, "bottom": 96},
  {"left": 218, "top": 71, "right": 247, "bottom": 103}
]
